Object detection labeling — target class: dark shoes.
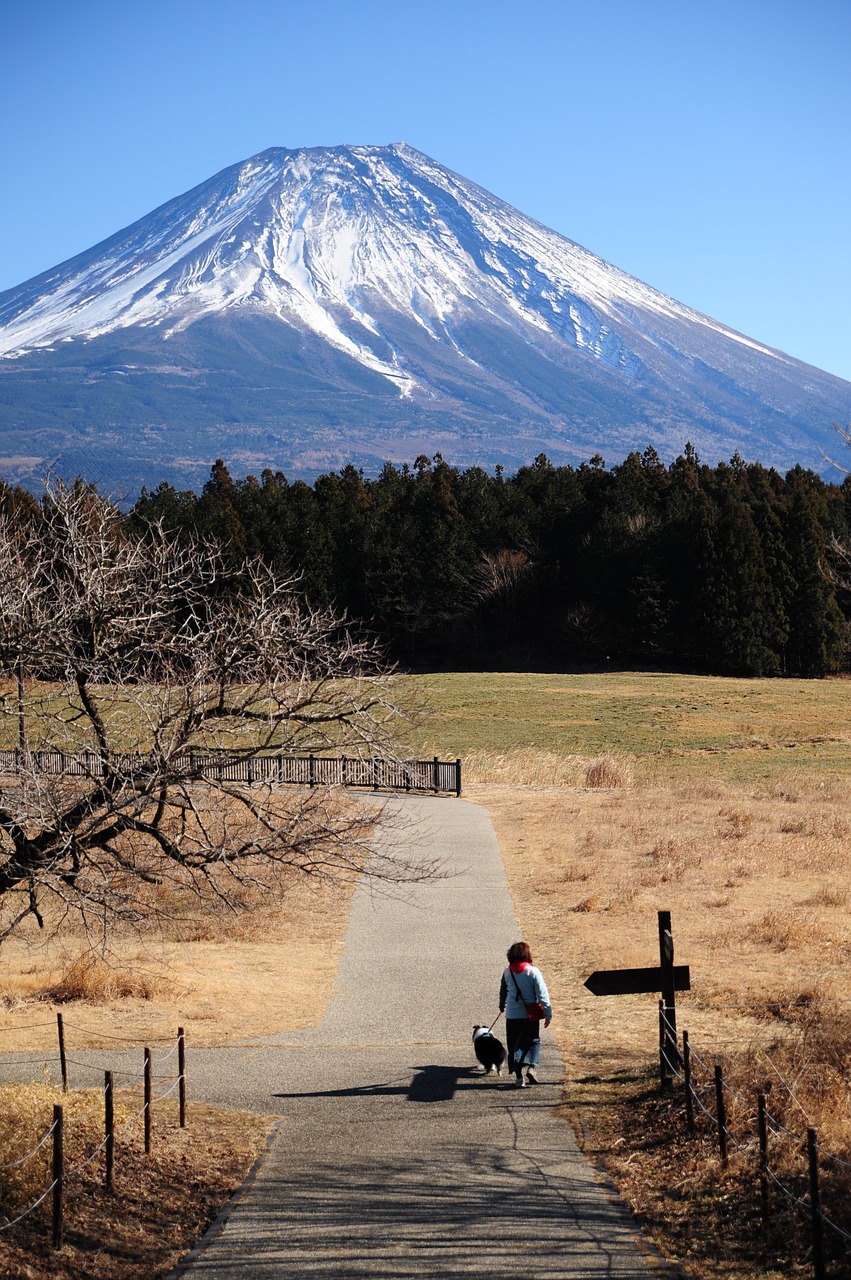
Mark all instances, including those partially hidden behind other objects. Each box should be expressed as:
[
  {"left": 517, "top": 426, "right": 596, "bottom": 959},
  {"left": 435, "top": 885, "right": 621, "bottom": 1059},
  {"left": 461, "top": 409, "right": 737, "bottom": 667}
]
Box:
[{"left": 508, "top": 1066, "right": 540, "bottom": 1087}]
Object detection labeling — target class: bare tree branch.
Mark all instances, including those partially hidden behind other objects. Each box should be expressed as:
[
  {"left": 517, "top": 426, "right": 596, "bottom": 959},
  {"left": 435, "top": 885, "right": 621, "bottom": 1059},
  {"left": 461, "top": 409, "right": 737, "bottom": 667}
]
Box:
[{"left": 0, "top": 479, "right": 437, "bottom": 945}]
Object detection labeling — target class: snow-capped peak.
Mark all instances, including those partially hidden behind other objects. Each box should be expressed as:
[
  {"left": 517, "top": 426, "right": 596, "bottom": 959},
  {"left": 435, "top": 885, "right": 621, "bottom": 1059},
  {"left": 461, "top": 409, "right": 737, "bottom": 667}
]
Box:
[{"left": 0, "top": 142, "right": 782, "bottom": 387}]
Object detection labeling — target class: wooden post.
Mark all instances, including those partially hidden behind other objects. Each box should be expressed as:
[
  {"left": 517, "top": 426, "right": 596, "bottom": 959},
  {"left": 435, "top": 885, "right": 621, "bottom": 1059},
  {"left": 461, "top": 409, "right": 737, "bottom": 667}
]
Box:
[
  {"left": 52, "top": 1104, "right": 64, "bottom": 1249},
  {"left": 807, "top": 1128, "right": 825, "bottom": 1280},
  {"left": 342, "top": 756, "right": 348, "bottom": 787},
  {"left": 714, "top": 1064, "right": 728, "bottom": 1166},
  {"left": 178, "top": 1027, "right": 186, "bottom": 1129},
  {"left": 144, "top": 1047, "right": 152, "bottom": 1155},
  {"left": 757, "top": 1092, "right": 769, "bottom": 1220},
  {"left": 432, "top": 756, "right": 439, "bottom": 793},
  {"left": 683, "top": 1030, "right": 695, "bottom": 1134},
  {"left": 372, "top": 757, "right": 378, "bottom": 791},
  {"left": 658, "top": 909, "right": 680, "bottom": 1072},
  {"left": 57, "top": 1012, "right": 68, "bottom": 1093},
  {"left": 658, "top": 1000, "right": 670, "bottom": 1091},
  {"left": 309, "top": 754, "right": 315, "bottom": 786},
  {"left": 105, "top": 1071, "right": 114, "bottom": 1190},
  {"left": 455, "top": 758, "right": 462, "bottom": 797}
]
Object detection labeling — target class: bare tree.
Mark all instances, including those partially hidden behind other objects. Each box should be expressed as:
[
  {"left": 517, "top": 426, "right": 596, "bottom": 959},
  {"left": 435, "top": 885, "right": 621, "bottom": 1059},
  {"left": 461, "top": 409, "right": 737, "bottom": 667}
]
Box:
[
  {"left": 0, "top": 480, "right": 432, "bottom": 944},
  {"left": 473, "top": 549, "right": 536, "bottom": 639}
]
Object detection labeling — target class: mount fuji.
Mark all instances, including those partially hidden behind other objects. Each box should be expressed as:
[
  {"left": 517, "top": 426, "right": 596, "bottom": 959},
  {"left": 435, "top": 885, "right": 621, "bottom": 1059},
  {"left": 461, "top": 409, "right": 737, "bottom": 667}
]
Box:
[{"left": 1, "top": 143, "right": 849, "bottom": 494}]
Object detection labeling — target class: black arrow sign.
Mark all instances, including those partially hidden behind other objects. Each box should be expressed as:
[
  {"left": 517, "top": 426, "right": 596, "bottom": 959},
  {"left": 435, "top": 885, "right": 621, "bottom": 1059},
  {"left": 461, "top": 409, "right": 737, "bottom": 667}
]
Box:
[{"left": 584, "top": 964, "right": 691, "bottom": 997}]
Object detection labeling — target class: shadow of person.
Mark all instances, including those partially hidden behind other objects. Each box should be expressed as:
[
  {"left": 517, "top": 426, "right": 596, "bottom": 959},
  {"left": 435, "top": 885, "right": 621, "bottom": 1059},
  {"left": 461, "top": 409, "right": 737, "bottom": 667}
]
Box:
[
  {"left": 272, "top": 1063, "right": 476, "bottom": 1103},
  {"left": 407, "top": 1064, "right": 466, "bottom": 1102}
]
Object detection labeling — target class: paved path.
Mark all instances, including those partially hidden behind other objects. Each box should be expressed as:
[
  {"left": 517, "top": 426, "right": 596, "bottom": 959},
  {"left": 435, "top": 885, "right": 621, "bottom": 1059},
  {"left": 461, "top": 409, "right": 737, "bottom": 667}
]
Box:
[{"left": 173, "top": 796, "right": 666, "bottom": 1278}]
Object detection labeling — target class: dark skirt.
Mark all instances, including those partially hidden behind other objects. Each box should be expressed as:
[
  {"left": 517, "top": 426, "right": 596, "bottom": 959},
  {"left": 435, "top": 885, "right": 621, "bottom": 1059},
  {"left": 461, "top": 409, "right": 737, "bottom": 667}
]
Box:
[{"left": 506, "top": 1017, "right": 541, "bottom": 1071}]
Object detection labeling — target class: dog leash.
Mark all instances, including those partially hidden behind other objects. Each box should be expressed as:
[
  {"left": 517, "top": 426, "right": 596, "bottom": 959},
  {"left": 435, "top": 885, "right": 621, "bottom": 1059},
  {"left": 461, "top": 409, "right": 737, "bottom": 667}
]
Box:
[{"left": 487, "top": 1011, "right": 504, "bottom": 1033}]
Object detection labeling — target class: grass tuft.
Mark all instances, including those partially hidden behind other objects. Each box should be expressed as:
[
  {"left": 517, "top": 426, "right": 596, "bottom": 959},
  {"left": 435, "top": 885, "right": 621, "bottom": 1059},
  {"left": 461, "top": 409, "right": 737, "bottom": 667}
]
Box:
[
  {"left": 0, "top": 1082, "right": 129, "bottom": 1212},
  {"left": 43, "top": 955, "right": 165, "bottom": 1004},
  {"left": 585, "top": 754, "right": 632, "bottom": 789}
]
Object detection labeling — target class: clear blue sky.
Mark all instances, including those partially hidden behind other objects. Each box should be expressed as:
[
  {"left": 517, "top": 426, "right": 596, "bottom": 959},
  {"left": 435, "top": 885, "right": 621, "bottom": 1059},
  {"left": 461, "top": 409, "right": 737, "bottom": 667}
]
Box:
[{"left": 3, "top": 0, "right": 850, "bottom": 381}]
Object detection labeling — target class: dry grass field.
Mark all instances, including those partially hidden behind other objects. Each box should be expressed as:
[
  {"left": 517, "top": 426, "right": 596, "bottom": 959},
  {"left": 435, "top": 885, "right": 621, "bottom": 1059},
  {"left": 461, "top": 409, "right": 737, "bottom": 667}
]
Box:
[
  {"left": 403, "top": 672, "right": 851, "bottom": 1077},
  {"left": 467, "top": 773, "right": 851, "bottom": 1277},
  {"left": 0, "top": 1086, "right": 271, "bottom": 1280},
  {"left": 410, "top": 669, "right": 851, "bottom": 784},
  {"left": 471, "top": 772, "right": 851, "bottom": 1073},
  {"left": 404, "top": 674, "right": 851, "bottom": 1081}
]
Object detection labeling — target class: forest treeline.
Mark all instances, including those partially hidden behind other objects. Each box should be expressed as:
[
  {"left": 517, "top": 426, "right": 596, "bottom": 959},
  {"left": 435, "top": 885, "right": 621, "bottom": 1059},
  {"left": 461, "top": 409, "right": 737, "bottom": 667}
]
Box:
[
  {"left": 118, "top": 446, "right": 851, "bottom": 679},
  {"left": 1, "top": 447, "right": 847, "bottom": 678}
]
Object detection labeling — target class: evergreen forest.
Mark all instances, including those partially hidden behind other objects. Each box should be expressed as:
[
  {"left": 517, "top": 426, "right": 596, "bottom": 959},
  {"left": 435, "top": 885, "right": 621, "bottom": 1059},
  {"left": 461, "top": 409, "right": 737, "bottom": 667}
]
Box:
[
  {"left": 116, "top": 446, "right": 851, "bottom": 679},
  {"left": 2, "top": 447, "right": 848, "bottom": 680}
]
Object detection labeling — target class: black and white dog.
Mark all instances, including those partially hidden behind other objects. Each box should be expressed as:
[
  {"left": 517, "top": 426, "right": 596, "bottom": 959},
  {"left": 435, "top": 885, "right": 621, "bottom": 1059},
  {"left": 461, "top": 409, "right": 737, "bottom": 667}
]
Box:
[{"left": 472, "top": 1025, "right": 507, "bottom": 1075}]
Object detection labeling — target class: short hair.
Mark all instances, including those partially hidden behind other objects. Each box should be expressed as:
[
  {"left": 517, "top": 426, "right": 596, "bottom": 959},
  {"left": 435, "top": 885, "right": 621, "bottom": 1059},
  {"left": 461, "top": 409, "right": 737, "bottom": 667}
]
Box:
[{"left": 507, "top": 941, "right": 533, "bottom": 964}]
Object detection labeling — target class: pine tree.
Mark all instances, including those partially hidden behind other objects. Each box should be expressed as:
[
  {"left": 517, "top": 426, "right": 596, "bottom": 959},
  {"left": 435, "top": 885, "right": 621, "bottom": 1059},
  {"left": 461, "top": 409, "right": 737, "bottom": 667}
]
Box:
[{"left": 783, "top": 469, "right": 846, "bottom": 676}]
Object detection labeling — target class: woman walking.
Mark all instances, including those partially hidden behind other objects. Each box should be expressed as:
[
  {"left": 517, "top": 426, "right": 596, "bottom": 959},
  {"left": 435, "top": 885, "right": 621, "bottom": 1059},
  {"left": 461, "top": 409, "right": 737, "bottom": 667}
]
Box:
[{"left": 499, "top": 941, "right": 552, "bottom": 1086}]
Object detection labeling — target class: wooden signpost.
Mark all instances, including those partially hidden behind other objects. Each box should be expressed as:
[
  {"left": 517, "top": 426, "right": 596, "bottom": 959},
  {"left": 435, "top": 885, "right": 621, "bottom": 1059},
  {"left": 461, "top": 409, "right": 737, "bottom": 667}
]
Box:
[
  {"left": 583, "top": 964, "right": 690, "bottom": 997},
  {"left": 584, "top": 909, "right": 690, "bottom": 1086}
]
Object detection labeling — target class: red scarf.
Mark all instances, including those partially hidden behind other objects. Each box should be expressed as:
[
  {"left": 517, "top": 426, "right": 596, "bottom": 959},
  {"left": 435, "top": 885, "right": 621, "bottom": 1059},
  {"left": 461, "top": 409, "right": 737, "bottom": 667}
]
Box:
[{"left": 509, "top": 961, "right": 531, "bottom": 973}]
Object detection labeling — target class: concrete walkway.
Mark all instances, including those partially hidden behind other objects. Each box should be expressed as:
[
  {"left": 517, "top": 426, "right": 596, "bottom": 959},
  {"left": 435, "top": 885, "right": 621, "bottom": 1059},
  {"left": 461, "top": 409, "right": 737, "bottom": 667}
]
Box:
[{"left": 169, "top": 796, "right": 667, "bottom": 1278}]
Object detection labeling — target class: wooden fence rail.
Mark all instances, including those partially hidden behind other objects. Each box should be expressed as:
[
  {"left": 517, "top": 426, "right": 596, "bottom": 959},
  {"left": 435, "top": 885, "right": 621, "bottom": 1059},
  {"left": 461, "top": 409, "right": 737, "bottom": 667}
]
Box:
[{"left": 0, "top": 748, "right": 462, "bottom": 796}]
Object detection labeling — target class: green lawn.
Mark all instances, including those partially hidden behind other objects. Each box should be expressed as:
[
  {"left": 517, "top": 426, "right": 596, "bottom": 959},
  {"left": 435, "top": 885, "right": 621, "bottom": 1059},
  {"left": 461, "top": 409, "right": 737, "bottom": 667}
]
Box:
[
  {"left": 402, "top": 670, "right": 851, "bottom": 783},
  {"left": 9, "top": 672, "right": 851, "bottom": 785}
]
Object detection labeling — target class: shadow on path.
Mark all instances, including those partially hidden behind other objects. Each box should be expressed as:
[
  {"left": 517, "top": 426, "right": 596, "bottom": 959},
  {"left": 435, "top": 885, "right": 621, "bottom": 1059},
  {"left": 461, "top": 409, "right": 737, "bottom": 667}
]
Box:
[
  {"left": 186, "top": 1143, "right": 656, "bottom": 1279},
  {"left": 271, "top": 1064, "right": 533, "bottom": 1103}
]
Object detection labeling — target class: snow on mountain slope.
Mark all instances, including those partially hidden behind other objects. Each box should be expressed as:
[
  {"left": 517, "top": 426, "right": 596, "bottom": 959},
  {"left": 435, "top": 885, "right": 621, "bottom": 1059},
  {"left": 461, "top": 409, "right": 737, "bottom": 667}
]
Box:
[{"left": 0, "top": 143, "right": 781, "bottom": 379}]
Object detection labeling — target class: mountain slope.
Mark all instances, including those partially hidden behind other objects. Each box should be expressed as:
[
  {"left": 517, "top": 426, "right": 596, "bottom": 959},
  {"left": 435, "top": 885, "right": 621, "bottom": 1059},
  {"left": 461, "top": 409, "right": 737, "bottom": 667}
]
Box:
[{"left": 0, "top": 143, "right": 849, "bottom": 493}]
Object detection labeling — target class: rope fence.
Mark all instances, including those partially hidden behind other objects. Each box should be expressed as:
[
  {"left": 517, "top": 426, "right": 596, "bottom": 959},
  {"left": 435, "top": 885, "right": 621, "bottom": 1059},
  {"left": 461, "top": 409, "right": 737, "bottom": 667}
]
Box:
[
  {"left": 0, "top": 1025, "right": 188, "bottom": 1249},
  {"left": 658, "top": 1003, "right": 851, "bottom": 1279}
]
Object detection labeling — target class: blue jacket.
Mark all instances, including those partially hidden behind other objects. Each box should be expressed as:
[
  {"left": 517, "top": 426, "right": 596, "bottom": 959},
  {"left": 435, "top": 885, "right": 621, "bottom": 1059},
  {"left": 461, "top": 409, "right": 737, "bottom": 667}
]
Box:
[{"left": 499, "top": 964, "right": 553, "bottom": 1021}]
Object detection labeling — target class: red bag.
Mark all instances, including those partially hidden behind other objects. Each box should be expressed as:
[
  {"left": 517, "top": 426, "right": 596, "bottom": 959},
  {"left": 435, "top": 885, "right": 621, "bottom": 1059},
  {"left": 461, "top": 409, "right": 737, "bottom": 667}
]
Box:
[{"left": 510, "top": 969, "right": 546, "bottom": 1022}]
